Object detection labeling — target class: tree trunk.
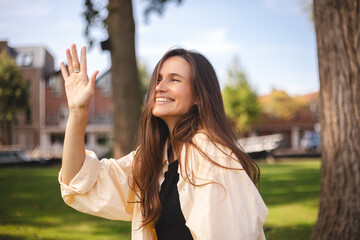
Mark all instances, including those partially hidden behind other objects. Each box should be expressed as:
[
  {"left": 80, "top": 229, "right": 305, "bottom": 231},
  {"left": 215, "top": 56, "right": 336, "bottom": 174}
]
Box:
[
  {"left": 106, "top": 0, "right": 142, "bottom": 157},
  {"left": 311, "top": 0, "right": 360, "bottom": 239}
]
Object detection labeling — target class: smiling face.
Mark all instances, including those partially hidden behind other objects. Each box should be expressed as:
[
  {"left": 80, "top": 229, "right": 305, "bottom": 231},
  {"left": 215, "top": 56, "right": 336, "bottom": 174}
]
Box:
[{"left": 152, "top": 56, "right": 196, "bottom": 131}]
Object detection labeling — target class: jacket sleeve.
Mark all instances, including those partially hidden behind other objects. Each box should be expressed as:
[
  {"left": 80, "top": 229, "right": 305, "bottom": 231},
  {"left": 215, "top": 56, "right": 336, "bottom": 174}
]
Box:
[
  {"left": 58, "top": 150, "right": 136, "bottom": 221},
  {"left": 185, "top": 133, "right": 268, "bottom": 240}
]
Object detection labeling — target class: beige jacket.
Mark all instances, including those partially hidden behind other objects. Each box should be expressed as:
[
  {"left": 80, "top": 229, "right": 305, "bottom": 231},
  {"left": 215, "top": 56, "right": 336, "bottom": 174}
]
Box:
[{"left": 59, "top": 133, "right": 268, "bottom": 239}]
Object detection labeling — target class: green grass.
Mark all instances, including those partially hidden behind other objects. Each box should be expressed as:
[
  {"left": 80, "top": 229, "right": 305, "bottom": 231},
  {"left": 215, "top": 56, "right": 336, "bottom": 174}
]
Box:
[
  {"left": 261, "top": 159, "right": 321, "bottom": 240},
  {"left": 0, "top": 159, "right": 321, "bottom": 239},
  {"left": 0, "top": 165, "right": 131, "bottom": 240}
]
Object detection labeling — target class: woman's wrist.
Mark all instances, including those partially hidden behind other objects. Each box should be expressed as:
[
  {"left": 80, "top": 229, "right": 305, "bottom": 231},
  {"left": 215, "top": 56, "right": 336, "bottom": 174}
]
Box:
[
  {"left": 69, "top": 108, "right": 89, "bottom": 117},
  {"left": 68, "top": 109, "right": 89, "bottom": 127}
]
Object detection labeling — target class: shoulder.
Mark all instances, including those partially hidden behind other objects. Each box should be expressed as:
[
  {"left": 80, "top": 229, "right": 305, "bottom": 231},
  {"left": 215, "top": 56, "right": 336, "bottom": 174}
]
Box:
[
  {"left": 187, "top": 132, "right": 240, "bottom": 169},
  {"left": 192, "top": 132, "right": 226, "bottom": 152},
  {"left": 192, "top": 132, "right": 234, "bottom": 161}
]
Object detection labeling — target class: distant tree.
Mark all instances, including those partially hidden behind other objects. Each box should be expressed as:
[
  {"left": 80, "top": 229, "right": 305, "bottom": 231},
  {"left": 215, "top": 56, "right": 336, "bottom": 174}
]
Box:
[
  {"left": 261, "top": 89, "right": 304, "bottom": 120},
  {"left": 138, "top": 61, "right": 151, "bottom": 102},
  {"left": 83, "top": 0, "right": 183, "bottom": 158},
  {"left": 222, "top": 57, "right": 261, "bottom": 133},
  {"left": 0, "top": 51, "right": 28, "bottom": 145},
  {"left": 311, "top": 0, "right": 360, "bottom": 239}
]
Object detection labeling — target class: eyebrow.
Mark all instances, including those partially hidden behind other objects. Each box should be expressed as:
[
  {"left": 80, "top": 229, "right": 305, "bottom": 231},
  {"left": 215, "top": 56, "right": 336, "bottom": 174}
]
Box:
[{"left": 158, "top": 72, "right": 185, "bottom": 79}]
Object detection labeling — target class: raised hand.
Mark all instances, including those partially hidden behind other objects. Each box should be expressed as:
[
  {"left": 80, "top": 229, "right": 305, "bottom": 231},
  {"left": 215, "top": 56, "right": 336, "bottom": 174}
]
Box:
[{"left": 60, "top": 44, "right": 99, "bottom": 112}]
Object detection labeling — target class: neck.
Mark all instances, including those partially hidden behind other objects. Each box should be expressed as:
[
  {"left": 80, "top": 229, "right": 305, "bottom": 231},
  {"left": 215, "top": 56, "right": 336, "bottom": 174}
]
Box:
[
  {"left": 164, "top": 120, "right": 176, "bottom": 141},
  {"left": 165, "top": 121, "right": 178, "bottom": 163},
  {"left": 167, "top": 138, "right": 178, "bottom": 164}
]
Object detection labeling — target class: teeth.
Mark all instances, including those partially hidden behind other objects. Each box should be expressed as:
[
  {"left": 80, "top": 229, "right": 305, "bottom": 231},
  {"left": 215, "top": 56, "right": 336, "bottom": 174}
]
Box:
[{"left": 156, "top": 98, "right": 174, "bottom": 102}]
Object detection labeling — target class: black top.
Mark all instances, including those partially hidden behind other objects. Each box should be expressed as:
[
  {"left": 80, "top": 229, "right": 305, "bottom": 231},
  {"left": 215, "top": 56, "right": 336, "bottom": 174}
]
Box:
[{"left": 155, "top": 160, "right": 194, "bottom": 240}]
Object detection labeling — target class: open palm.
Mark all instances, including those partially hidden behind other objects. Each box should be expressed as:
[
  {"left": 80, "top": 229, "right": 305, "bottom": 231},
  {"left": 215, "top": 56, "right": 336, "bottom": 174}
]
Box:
[{"left": 60, "top": 44, "right": 99, "bottom": 111}]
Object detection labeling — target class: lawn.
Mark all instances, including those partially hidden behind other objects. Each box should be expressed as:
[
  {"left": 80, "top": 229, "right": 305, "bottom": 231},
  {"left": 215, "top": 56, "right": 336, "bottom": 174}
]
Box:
[
  {"left": 261, "top": 159, "right": 321, "bottom": 239},
  {"left": 0, "top": 159, "right": 321, "bottom": 239}
]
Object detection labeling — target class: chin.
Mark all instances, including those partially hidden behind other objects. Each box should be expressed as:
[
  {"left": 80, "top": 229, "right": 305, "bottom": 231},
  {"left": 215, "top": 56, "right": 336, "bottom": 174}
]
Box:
[{"left": 152, "top": 110, "right": 166, "bottom": 118}]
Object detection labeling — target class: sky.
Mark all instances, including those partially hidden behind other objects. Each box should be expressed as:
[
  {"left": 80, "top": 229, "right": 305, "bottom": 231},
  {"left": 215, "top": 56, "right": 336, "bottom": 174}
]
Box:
[{"left": 0, "top": 0, "right": 318, "bottom": 96}]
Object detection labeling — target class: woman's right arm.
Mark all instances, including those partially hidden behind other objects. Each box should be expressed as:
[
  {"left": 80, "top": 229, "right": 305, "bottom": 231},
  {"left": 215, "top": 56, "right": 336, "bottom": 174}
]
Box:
[
  {"left": 59, "top": 48, "right": 136, "bottom": 221},
  {"left": 60, "top": 44, "right": 99, "bottom": 185}
]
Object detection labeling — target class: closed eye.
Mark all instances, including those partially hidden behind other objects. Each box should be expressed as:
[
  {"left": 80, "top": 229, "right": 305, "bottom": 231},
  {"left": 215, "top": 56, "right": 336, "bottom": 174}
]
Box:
[{"left": 171, "top": 78, "right": 180, "bottom": 82}]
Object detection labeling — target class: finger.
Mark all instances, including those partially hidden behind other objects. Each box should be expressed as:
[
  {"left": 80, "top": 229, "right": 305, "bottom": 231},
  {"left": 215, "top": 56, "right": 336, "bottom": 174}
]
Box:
[
  {"left": 80, "top": 46, "right": 87, "bottom": 73},
  {"left": 66, "top": 49, "right": 73, "bottom": 73},
  {"left": 87, "top": 70, "right": 99, "bottom": 91},
  {"left": 60, "top": 62, "right": 69, "bottom": 79},
  {"left": 71, "top": 44, "right": 80, "bottom": 71}
]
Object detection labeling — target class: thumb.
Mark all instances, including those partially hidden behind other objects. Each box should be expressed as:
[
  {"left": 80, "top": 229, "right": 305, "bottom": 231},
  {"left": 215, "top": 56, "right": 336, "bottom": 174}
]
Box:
[{"left": 88, "top": 70, "right": 99, "bottom": 90}]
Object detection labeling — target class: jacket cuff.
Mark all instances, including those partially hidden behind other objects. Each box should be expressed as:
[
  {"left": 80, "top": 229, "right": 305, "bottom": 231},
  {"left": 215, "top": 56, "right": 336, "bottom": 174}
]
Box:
[{"left": 58, "top": 150, "right": 101, "bottom": 196}]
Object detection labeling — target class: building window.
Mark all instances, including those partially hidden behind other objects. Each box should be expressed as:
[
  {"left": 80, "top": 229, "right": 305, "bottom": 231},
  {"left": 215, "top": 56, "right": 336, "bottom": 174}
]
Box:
[
  {"left": 50, "top": 134, "right": 64, "bottom": 144},
  {"left": 99, "top": 112, "right": 106, "bottom": 121},
  {"left": 16, "top": 53, "right": 33, "bottom": 67},
  {"left": 25, "top": 109, "right": 32, "bottom": 125},
  {"left": 310, "top": 101, "right": 319, "bottom": 119},
  {"left": 14, "top": 134, "right": 20, "bottom": 145},
  {"left": 108, "top": 108, "right": 113, "bottom": 120},
  {"left": 48, "top": 75, "right": 62, "bottom": 98},
  {"left": 102, "top": 83, "right": 111, "bottom": 97},
  {"left": 47, "top": 113, "right": 57, "bottom": 125},
  {"left": 14, "top": 115, "right": 19, "bottom": 126},
  {"left": 97, "top": 135, "right": 108, "bottom": 146},
  {"left": 28, "top": 80, "right": 33, "bottom": 98},
  {"left": 58, "top": 107, "right": 69, "bottom": 123},
  {"left": 26, "top": 135, "right": 31, "bottom": 149},
  {"left": 96, "top": 73, "right": 112, "bottom": 97}
]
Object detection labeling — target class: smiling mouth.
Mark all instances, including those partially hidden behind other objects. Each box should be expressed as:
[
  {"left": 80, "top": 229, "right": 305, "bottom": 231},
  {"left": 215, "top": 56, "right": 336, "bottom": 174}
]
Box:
[{"left": 155, "top": 97, "right": 175, "bottom": 103}]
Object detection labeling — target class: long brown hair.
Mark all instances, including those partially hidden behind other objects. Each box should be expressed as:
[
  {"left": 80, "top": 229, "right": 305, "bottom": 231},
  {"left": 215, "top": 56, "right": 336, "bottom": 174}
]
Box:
[{"left": 131, "top": 48, "right": 260, "bottom": 228}]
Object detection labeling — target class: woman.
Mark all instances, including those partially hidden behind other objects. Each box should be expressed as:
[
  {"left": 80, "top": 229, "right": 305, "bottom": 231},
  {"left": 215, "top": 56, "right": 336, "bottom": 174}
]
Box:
[{"left": 59, "top": 44, "right": 268, "bottom": 240}]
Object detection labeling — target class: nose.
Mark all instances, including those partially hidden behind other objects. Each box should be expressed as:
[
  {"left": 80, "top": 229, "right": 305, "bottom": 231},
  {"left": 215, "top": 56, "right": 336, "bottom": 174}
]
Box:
[{"left": 155, "top": 79, "right": 167, "bottom": 92}]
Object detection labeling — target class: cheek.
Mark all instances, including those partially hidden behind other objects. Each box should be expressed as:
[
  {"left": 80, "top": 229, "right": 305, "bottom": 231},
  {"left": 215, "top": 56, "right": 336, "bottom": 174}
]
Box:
[{"left": 179, "top": 91, "right": 196, "bottom": 109}]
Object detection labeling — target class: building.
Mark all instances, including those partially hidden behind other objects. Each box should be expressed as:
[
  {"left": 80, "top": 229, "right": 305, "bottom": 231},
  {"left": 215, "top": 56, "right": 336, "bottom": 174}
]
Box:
[
  {"left": 249, "top": 91, "right": 320, "bottom": 153},
  {"left": 0, "top": 41, "right": 113, "bottom": 159},
  {"left": 0, "top": 40, "right": 54, "bottom": 151},
  {"left": 42, "top": 69, "right": 114, "bottom": 158}
]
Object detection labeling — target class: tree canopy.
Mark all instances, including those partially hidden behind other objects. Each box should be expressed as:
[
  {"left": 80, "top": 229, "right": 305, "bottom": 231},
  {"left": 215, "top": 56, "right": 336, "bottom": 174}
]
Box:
[
  {"left": 138, "top": 61, "right": 151, "bottom": 102},
  {"left": 222, "top": 57, "right": 261, "bottom": 132},
  {"left": 260, "top": 89, "right": 305, "bottom": 120}
]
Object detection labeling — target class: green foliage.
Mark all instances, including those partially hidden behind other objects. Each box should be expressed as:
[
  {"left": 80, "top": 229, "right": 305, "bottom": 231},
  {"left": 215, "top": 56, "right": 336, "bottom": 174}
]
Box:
[
  {"left": 83, "top": 0, "right": 108, "bottom": 48},
  {"left": 261, "top": 89, "right": 304, "bottom": 120},
  {"left": 0, "top": 52, "right": 28, "bottom": 121},
  {"left": 0, "top": 51, "right": 29, "bottom": 144},
  {"left": 138, "top": 61, "right": 151, "bottom": 102},
  {"left": 143, "top": 0, "right": 183, "bottom": 22},
  {"left": 222, "top": 57, "right": 261, "bottom": 131},
  {"left": 83, "top": 0, "right": 184, "bottom": 47}
]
